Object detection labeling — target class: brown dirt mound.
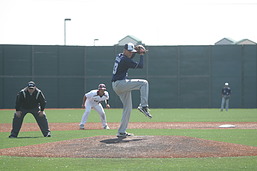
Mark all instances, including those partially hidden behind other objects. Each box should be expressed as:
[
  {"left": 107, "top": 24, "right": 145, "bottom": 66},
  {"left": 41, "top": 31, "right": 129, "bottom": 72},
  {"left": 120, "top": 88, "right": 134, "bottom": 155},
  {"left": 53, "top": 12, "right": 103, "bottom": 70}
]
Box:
[{"left": 1, "top": 135, "right": 257, "bottom": 158}]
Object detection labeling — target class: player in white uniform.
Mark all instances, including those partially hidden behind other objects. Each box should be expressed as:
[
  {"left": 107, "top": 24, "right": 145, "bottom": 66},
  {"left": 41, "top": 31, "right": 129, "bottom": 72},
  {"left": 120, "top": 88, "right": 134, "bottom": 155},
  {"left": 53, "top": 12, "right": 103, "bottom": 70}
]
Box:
[{"left": 79, "top": 84, "right": 110, "bottom": 130}]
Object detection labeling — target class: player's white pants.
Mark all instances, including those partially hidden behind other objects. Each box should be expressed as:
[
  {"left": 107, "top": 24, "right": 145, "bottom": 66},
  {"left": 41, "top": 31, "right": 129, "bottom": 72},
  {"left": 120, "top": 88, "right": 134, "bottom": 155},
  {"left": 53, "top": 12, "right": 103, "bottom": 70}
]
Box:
[
  {"left": 80, "top": 103, "right": 108, "bottom": 128},
  {"left": 112, "top": 79, "right": 149, "bottom": 134}
]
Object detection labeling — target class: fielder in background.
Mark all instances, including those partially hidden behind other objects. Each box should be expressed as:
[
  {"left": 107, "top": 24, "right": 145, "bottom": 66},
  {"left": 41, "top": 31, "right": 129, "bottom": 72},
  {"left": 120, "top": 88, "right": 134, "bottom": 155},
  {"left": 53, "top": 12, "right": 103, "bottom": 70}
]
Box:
[
  {"left": 79, "top": 84, "right": 110, "bottom": 130},
  {"left": 9, "top": 81, "right": 51, "bottom": 138},
  {"left": 220, "top": 82, "right": 231, "bottom": 111},
  {"left": 112, "top": 43, "right": 152, "bottom": 138}
]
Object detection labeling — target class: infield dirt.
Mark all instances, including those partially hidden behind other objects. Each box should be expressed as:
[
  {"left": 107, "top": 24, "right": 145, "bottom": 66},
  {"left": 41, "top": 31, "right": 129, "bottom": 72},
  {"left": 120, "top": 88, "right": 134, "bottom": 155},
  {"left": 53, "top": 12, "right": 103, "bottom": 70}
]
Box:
[
  {"left": 1, "top": 135, "right": 257, "bottom": 158},
  {"left": 1, "top": 122, "right": 257, "bottom": 158}
]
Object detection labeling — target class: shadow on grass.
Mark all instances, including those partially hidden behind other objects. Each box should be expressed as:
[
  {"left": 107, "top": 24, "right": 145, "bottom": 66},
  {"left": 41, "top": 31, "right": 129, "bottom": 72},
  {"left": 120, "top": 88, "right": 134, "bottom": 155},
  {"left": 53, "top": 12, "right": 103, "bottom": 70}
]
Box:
[{"left": 14, "top": 136, "right": 41, "bottom": 139}]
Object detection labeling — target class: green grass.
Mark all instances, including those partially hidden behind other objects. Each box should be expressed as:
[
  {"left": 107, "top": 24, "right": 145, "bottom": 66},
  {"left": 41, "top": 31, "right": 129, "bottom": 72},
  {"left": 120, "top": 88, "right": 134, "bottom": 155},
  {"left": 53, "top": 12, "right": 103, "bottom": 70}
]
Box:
[
  {"left": 1, "top": 156, "right": 257, "bottom": 171},
  {"left": 1, "top": 108, "right": 257, "bottom": 123},
  {"left": 1, "top": 108, "right": 257, "bottom": 170}
]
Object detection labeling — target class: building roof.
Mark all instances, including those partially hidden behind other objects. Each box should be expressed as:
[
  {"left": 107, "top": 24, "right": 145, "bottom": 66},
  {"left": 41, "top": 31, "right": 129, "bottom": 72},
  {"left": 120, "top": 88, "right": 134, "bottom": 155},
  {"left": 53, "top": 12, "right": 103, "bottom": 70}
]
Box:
[
  {"left": 236, "top": 39, "right": 256, "bottom": 45},
  {"left": 215, "top": 37, "right": 256, "bottom": 45},
  {"left": 117, "top": 35, "right": 142, "bottom": 45},
  {"left": 215, "top": 38, "right": 235, "bottom": 45}
]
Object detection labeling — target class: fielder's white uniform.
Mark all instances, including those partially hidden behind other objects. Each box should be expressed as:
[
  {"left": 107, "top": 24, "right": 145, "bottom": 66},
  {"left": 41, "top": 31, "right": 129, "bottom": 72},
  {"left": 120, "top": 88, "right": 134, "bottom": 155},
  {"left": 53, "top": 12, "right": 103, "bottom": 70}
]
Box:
[{"left": 80, "top": 90, "right": 109, "bottom": 128}]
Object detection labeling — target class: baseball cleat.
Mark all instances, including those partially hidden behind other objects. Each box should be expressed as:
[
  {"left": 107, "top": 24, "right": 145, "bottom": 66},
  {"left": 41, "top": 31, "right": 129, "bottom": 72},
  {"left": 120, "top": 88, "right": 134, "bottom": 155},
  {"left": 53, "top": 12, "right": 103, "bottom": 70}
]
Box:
[
  {"left": 79, "top": 124, "right": 85, "bottom": 130},
  {"left": 117, "top": 132, "right": 134, "bottom": 138},
  {"left": 103, "top": 125, "right": 110, "bottom": 130},
  {"left": 44, "top": 132, "right": 51, "bottom": 137},
  {"left": 137, "top": 106, "right": 152, "bottom": 118}
]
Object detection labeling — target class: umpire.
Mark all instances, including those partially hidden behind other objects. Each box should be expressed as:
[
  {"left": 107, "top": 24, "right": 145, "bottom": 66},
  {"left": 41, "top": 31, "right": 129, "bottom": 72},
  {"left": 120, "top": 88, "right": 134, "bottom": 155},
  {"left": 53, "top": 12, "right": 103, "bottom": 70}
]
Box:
[{"left": 9, "top": 81, "right": 51, "bottom": 138}]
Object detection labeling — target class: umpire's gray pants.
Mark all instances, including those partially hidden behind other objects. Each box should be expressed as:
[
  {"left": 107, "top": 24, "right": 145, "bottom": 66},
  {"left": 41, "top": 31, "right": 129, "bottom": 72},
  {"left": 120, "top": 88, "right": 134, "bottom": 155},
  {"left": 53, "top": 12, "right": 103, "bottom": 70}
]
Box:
[{"left": 112, "top": 79, "right": 149, "bottom": 133}]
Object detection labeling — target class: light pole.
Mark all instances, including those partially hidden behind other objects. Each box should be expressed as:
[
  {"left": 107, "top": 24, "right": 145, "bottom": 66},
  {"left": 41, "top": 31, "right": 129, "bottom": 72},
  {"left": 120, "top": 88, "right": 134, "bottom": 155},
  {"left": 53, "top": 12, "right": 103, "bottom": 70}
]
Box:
[
  {"left": 64, "top": 18, "right": 71, "bottom": 45},
  {"left": 94, "top": 39, "right": 99, "bottom": 46}
]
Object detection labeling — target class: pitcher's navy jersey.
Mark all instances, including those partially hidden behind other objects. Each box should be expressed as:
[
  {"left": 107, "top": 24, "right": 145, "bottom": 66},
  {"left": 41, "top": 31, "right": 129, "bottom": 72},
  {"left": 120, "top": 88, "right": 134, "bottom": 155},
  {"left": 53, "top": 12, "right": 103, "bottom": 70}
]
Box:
[{"left": 112, "top": 53, "right": 143, "bottom": 82}]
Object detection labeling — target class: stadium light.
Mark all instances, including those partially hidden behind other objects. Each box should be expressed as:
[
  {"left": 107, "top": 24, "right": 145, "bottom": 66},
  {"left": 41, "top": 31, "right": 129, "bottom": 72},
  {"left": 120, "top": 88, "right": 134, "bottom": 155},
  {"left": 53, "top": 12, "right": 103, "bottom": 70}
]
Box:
[
  {"left": 94, "top": 39, "right": 99, "bottom": 46},
  {"left": 64, "top": 18, "right": 71, "bottom": 45}
]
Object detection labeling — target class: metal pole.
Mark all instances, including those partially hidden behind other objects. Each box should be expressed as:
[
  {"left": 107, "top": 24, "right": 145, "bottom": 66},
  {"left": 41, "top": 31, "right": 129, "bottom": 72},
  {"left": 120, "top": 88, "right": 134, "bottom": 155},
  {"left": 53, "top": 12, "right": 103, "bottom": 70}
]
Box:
[{"left": 64, "top": 18, "right": 71, "bottom": 45}]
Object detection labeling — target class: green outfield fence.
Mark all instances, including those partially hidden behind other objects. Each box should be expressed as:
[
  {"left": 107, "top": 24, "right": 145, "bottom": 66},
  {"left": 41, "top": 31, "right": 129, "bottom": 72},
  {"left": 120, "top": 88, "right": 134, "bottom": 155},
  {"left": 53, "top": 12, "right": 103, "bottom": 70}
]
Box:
[{"left": 0, "top": 44, "right": 256, "bottom": 108}]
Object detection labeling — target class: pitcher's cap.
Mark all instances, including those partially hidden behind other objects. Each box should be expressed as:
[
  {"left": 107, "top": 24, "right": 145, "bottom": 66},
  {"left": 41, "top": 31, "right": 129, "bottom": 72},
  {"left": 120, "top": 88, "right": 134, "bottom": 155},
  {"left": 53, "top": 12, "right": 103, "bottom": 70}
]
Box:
[
  {"left": 225, "top": 82, "right": 229, "bottom": 86},
  {"left": 124, "top": 43, "right": 137, "bottom": 52}
]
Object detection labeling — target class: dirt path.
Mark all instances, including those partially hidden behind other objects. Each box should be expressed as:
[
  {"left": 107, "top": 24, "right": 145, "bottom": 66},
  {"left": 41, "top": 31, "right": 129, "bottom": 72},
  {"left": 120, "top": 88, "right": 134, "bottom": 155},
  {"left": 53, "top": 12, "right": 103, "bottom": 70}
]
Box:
[{"left": 1, "top": 122, "right": 257, "bottom": 132}]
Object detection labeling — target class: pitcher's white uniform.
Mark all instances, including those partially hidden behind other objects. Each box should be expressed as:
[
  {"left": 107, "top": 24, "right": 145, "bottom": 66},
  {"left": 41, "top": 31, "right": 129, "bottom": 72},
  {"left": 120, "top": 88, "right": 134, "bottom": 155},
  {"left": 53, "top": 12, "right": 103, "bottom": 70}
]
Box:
[{"left": 80, "top": 90, "right": 109, "bottom": 129}]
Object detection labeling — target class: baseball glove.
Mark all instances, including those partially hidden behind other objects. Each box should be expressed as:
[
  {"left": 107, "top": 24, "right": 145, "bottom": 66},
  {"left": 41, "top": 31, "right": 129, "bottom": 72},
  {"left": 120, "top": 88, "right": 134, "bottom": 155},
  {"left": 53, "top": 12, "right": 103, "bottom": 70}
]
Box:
[{"left": 135, "top": 45, "right": 148, "bottom": 54}]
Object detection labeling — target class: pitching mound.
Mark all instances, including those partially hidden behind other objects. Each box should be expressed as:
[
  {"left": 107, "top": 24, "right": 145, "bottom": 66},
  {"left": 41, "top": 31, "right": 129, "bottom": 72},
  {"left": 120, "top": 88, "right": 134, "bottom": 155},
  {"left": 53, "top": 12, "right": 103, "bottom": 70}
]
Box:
[{"left": 1, "top": 135, "right": 257, "bottom": 158}]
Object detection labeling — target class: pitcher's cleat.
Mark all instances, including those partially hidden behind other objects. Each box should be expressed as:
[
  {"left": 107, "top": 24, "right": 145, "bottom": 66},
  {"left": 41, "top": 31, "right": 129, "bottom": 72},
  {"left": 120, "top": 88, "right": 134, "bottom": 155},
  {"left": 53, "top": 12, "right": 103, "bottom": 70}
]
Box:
[
  {"left": 138, "top": 106, "right": 152, "bottom": 118},
  {"left": 117, "top": 132, "right": 134, "bottom": 138}
]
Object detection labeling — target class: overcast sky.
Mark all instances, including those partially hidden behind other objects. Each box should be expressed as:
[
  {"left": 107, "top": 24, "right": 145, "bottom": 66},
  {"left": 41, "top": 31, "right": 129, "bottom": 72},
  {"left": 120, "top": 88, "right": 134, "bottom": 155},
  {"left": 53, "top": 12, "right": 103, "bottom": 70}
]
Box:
[{"left": 1, "top": 0, "right": 257, "bottom": 46}]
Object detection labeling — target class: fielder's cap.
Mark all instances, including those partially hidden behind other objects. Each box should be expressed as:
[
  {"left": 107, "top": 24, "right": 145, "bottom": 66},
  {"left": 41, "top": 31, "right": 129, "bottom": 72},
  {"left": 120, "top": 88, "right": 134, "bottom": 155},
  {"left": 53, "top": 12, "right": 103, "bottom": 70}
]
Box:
[
  {"left": 27, "top": 81, "right": 36, "bottom": 88},
  {"left": 124, "top": 43, "right": 137, "bottom": 52},
  {"left": 98, "top": 84, "right": 106, "bottom": 90},
  {"left": 225, "top": 82, "right": 229, "bottom": 86}
]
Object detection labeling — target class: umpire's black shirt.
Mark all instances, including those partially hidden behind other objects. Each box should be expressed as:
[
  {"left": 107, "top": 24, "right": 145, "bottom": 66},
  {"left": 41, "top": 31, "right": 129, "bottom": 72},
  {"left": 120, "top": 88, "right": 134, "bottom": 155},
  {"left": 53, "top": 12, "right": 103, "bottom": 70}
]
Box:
[{"left": 15, "top": 88, "right": 47, "bottom": 111}]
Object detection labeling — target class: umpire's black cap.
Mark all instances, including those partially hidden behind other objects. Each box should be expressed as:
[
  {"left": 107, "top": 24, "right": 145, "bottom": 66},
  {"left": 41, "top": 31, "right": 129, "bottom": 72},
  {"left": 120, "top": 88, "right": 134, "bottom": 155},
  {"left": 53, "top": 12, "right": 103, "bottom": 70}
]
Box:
[{"left": 27, "top": 81, "right": 36, "bottom": 88}]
